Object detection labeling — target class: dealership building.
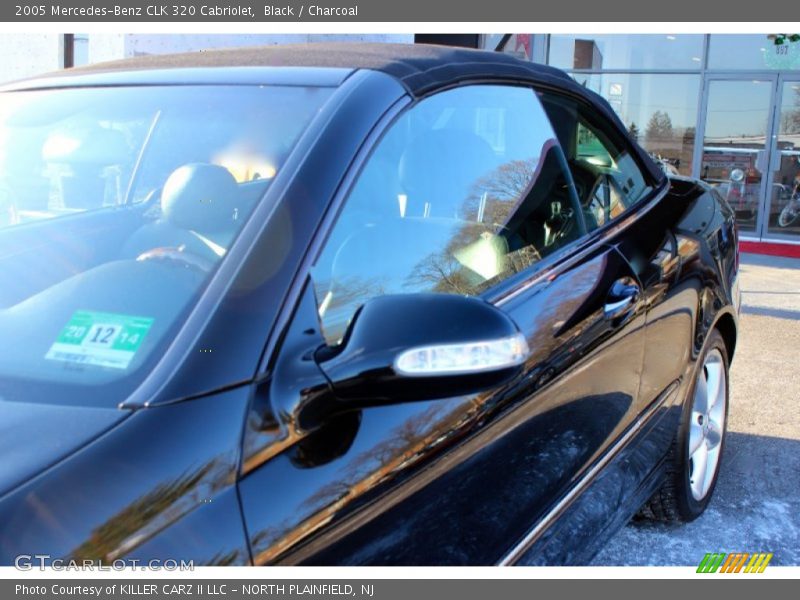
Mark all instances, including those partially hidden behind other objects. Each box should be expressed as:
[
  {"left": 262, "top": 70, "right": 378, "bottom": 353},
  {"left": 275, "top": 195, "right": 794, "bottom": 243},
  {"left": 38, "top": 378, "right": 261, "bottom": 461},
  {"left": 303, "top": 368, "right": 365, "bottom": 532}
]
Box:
[{"left": 1, "top": 33, "right": 798, "bottom": 250}]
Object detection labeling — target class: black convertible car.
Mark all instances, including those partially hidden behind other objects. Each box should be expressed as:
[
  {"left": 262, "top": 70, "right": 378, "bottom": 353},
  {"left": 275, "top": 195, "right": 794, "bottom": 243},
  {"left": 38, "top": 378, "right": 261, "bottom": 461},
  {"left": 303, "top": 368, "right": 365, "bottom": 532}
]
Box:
[{"left": 0, "top": 43, "right": 740, "bottom": 566}]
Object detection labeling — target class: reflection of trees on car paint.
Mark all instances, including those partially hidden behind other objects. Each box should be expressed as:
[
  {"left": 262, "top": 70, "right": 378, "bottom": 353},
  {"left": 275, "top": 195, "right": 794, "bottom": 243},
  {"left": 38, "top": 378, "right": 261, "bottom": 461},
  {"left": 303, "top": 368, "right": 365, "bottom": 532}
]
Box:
[
  {"left": 70, "top": 458, "right": 240, "bottom": 565},
  {"left": 298, "top": 403, "right": 457, "bottom": 511},
  {"left": 250, "top": 398, "right": 478, "bottom": 563}
]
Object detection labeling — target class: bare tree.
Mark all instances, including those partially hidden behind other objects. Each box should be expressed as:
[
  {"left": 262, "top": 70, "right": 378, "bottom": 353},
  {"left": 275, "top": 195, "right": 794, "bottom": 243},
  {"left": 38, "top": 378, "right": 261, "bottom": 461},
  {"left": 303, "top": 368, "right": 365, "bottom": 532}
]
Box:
[
  {"left": 646, "top": 111, "right": 674, "bottom": 142},
  {"left": 781, "top": 86, "right": 800, "bottom": 135},
  {"left": 406, "top": 157, "right": 540, "bottom": 294}
]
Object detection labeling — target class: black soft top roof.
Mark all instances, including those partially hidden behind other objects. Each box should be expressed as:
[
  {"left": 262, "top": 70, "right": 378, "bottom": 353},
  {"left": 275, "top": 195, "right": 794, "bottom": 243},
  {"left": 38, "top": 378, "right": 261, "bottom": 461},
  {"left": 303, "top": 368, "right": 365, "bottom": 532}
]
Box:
[
  {"left": 38, "top": 42, "right": 665, "bottom": 184},
  {"left": 63, "top": 42, "right": 576, "bottom": 96}
]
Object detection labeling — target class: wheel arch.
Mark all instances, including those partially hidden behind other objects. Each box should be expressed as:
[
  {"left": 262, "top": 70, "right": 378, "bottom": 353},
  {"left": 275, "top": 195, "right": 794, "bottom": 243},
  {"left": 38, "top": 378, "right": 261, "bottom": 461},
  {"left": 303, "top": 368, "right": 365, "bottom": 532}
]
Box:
[{"left": 712, "top": 310, "right": 738, "bottom": 362}]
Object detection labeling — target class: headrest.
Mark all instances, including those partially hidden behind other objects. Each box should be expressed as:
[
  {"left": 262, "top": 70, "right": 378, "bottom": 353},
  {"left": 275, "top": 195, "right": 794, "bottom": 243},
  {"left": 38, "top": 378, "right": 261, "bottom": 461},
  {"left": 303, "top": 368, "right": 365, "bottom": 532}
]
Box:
[
  {"left": 399, "top": 129, "right": 498, "bottom": 212},
  {"left": 161, "top": 163, "right": 238, "bottom": 233}
]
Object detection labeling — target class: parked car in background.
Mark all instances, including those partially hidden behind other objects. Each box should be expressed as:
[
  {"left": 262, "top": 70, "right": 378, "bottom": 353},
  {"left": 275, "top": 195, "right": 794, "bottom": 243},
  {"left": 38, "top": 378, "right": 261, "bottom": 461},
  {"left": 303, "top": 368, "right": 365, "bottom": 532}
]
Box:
[{"left": 0, "top": 44, "right": 740, "bottom": 566}]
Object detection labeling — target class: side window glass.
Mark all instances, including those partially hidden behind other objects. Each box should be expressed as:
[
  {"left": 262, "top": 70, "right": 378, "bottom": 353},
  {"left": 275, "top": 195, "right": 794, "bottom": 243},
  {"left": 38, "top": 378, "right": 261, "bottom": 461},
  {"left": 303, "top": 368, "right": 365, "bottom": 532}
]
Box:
[
  {"left": 540, "top": 92, "right": 653, "bottom": 232},
  {"left": 311, "top": 85, "right": 584, "bottom": 345}
]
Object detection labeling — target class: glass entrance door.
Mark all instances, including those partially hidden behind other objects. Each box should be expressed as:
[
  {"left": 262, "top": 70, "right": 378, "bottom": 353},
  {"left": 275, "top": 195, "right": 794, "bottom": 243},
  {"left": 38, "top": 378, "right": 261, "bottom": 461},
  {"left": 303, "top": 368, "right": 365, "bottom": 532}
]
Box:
[
  {"left": 698, "top": 77, "right": 777, "bottom": 235},
  {"left": 765, "top": 77, "right": 800, "bottom": 239}
]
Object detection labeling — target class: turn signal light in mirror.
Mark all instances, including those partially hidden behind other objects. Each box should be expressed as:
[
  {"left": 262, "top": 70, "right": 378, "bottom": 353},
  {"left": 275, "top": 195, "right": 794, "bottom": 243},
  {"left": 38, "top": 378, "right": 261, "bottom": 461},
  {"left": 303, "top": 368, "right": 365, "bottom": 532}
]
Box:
[
  {"left": 313, "top": 294, "right": 530, "bottom": 410},
  {"left": 291, "top": 293, "right": 530, "bottom": 431},
  {"left": 394, "top": 334, "right": 529, "bottom": 377}
]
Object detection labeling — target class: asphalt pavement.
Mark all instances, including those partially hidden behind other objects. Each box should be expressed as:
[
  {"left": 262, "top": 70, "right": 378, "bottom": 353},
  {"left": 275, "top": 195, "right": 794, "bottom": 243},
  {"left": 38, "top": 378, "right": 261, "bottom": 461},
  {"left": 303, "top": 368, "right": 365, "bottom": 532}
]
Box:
[{"left": 592, "top": 252, "right": 800, "bottom": 566}]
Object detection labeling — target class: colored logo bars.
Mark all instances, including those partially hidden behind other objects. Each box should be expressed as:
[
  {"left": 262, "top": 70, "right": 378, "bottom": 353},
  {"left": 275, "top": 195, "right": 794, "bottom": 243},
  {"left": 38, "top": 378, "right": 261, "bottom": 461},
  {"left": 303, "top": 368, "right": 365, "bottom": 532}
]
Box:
[{"left": 697, "top": 552, "right": 773, "bottom": 573}]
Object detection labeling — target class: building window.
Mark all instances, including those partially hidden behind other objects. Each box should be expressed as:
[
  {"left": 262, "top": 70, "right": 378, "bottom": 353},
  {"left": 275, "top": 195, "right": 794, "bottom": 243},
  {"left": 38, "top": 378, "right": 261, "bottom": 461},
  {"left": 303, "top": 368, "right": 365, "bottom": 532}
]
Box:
[
  {"left": 481, "top": 34, "right": 533, "bottom": 60},
  {"left": 569, "top": 73, "right": 701, "bottom": 176},
  {"left": 708, "top": 34, "right": 800, "bottom": 70},
  {"left": 548, "top": 34, "right": 704, "bottom": 70}
]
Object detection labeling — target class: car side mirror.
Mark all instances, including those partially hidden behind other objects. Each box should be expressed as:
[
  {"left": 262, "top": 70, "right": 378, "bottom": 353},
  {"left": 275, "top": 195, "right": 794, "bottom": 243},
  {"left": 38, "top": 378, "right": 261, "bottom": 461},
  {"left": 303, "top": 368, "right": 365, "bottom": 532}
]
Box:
[{"left": 315, "top": 293, "right": 529, "bottom": 406}]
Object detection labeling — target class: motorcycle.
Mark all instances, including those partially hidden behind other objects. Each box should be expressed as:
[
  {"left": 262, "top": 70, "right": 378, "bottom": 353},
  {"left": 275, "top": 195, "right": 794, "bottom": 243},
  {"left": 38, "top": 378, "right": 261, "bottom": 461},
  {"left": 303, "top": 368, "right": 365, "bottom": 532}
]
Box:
[
  {"left": 716, "top": 167, "right": 760, "bottom": 225},
  {"left": 777, "top": 173, "right": 800, "bottom": 228}
]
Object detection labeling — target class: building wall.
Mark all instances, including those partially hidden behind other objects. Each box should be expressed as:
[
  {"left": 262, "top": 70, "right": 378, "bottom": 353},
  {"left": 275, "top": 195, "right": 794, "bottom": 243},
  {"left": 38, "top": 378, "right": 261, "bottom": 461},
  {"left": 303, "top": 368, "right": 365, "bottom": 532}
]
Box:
[
  {"left": 86, "top": 34, "right": 127, "bottom": 64},
  {"left": 0, "top": 34, "right": 63, "bottom": 83}
]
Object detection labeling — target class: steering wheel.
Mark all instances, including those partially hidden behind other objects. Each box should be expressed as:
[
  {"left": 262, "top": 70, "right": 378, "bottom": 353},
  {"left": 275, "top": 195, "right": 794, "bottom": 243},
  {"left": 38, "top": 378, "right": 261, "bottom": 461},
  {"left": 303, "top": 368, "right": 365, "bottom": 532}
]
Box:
[
  {"left": 542, "top": 200, "right": 576, "bottom": 248},
  {"left": 136, "top": 245, "right": 215, "bottom": 274}
]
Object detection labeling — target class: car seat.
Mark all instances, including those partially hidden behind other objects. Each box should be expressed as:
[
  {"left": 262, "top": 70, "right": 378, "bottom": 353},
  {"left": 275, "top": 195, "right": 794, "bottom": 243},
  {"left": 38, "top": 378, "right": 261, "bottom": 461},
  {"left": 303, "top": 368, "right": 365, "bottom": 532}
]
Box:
[
  {"left": 398, "top": 128, "right": 500, "bottom": 219},
  {"left": 122, "top": 163, "right": 240, "bottom": 263}
]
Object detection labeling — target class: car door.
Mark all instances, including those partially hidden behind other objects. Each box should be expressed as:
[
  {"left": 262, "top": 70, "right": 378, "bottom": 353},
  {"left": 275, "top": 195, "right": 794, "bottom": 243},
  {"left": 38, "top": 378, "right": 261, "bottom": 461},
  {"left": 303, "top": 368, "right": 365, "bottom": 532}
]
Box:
[
  {"left": 237, "top": 83, "right": 650, "bottom": 565},
  {"left": 510, "top": 89, "right": 685, "bottom": 563}
]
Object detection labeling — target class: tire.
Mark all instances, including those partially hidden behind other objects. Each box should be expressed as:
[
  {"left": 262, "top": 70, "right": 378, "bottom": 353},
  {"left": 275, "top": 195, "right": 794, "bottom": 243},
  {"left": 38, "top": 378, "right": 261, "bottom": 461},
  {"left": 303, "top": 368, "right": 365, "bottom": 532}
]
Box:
[{"left": 637, "top": 329, "right": 730, "bottom": 522}]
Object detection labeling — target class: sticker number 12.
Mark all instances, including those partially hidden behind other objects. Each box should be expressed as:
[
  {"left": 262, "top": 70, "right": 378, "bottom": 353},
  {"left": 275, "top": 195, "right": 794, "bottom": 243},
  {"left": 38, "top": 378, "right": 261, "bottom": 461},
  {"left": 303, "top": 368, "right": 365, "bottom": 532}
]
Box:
[{"left": 84, "top": 324, "right": 121, "bottom": 347}]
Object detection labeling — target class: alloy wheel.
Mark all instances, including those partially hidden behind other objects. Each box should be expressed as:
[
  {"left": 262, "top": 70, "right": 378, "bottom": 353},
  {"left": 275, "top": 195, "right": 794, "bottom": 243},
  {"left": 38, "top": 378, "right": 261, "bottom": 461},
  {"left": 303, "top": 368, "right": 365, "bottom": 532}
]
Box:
[{"left": 688, "top": 348, "right": 727, "bottom": 501}]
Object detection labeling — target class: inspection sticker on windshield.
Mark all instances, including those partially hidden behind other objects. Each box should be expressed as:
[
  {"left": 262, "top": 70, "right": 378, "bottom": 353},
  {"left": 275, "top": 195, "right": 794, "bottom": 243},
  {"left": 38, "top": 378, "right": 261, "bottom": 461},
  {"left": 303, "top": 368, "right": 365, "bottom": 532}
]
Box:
[{"left": 45, "top": 311, "right": 154, "bottom": 370}]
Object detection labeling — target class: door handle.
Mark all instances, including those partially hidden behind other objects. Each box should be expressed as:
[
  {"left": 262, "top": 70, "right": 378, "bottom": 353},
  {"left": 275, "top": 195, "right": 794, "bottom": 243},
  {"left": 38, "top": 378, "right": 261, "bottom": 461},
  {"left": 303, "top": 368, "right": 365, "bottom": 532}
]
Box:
[{"left": 604, "top": 277, "right": 641, "bottom": 320}]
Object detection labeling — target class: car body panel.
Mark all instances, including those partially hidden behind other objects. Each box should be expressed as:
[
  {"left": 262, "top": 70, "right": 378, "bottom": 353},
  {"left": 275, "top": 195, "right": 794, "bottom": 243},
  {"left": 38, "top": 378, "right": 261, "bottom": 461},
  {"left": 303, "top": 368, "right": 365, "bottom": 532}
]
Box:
[
  {"left": 237, "top": 174, "right": 739, "bottom": 565},
  {"left": 519, "top": 176, "right": 740, "bottom": 564},
  {"left": 0, "top": 45, "right": 739, "bottom": 566},
  {"left": 0, "top": 388, "right": 250, "bottom": 565},
  {"left": 239, "top": 240, "right": 648, "bottom": 565},
  {"left": 517, "top": 390, "right": 678, "bottom": 565},
  {"left": 0, "top": 401, "right": 130, "bottom": 498}
]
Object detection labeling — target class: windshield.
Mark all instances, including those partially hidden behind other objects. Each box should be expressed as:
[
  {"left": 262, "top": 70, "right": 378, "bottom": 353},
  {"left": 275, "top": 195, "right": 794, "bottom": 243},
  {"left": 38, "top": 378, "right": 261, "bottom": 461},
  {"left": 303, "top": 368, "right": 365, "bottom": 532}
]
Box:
[{"left": 0, "top": 84, "right": 333, "bottom": 406}]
